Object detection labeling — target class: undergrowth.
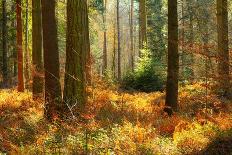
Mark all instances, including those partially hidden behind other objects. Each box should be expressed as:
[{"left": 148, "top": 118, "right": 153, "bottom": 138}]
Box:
[{"left": 0, "top": 82, "right": 231, "bottom": 154}]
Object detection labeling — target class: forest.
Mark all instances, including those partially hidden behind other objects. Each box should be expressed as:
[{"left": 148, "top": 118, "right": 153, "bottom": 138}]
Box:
[{"left": 0, "top": 0, "right": 231, "bottom": 154}]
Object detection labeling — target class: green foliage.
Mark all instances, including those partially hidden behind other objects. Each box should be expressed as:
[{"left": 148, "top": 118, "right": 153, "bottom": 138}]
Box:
[{"left": 122, "top": 49, "right": 165, "bottom": 92}]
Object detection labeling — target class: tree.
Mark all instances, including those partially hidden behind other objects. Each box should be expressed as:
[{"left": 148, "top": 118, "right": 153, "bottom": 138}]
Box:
[
  {"left": 63, "top": 0, "right": 90, "bottom": 116},
  {"left": 139, "top": 0, "right": 147, "bottom": 52},
  {"left": 165, "top": 0, "right": 179, "bottom": 112},
  {"left": 2, "top": 0, "right": 8, "bottom": 87},
  {"left": 41, "top": 0, "right": 62, "bottom": 119},
  {"left": 217, "top": 0, "right": 230, "bottom": 98},
  {"left": 129, "top": 0, "right": 134, "bottom": 71},
  {"left": 24, "top": 0, "right": 30, "bottom": 89},
  {"left": 102, "top": 0, "right": 107, "bottom": 75},
  {"left": 16, "top": 0, "right": 24, "bottom": 92},
  {"left": 117, "top": 0, "right": 121, "bottom": 80},
  {"left": 32, "top": 0, "right": 43, "bottom": 99}
]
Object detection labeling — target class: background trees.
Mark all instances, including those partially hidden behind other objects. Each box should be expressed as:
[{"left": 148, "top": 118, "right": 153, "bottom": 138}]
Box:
[{"left": 0, "top": 0, "right": 230, "bottom": 118}]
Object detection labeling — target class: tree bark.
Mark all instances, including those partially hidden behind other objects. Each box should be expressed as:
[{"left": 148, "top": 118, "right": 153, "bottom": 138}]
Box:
[
  {"left": 129, "top": 0, "right": 134, "bottom": 71},
  {"left": 102, "top": 0, "right": 107, "bottom": 75},
  {"left": 165, "top": 0, "right": 179, "bottom": 111},
  {"left": 2, "top": 0, "right": 8, "bottom": 87},
  {"left": 24, "top": 0, "right": 30, "bottom": 89},
  {"left": 16, "top": 0, "right": 24, "bottom": 92},
  {"left": 139, "top": 0, "right": 147, "bottom": 53},
  {"left": 117, "top": 0, "right": 121, "bottom": 80},
  {"left": 41, "top": 0, "right": 62, "bottom": 120},
  {"left": 32, "top": 0, "right": 43, "bottom": 99},
  {"left": 217, "top": 0, "right": 230, "bottom": 98},
  {"left": 64, "top": 0, "right": 90, "bottom": 116}
]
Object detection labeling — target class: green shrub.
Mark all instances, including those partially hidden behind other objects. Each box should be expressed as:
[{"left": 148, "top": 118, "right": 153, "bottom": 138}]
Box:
[{"left": 122, "top": 48, "right": 165, "bottom": 92}]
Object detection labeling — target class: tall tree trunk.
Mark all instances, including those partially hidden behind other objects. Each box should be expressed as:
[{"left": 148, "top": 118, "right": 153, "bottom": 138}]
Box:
[
  {"left": 217, "top": 0, "right": 230, "bottom": 98},
  {"left": 63, "top": 0, "right": 90, "bottom": 116},
  {"left": 187, "top": 0, "right": 194, "bottom": 81},
  {"left": 41, "top": 0, "right": 62, "bottom": 120},
  {"left": 112, "top": 17, "right": 116, "bottom": 78},
  {"left": 116, "top": 0, "right": 121, "bottom": 80},
  {"left": 16, "top": 0, "right": 24, "bottom": 92},
  {"left": 129, "top": 0, "right": 134, "bottom": 71},
  {"left": 2, "top": 0, "right": 8, "bottom": 87},
  {"left": 139, "top": 0, "right": 147, "bottom": 53},
  {"left": 180, "top": 0, "right": 185, "bottom": 81},
  {"left": 11, "top": 4, "right": 17, "bottom": 78},
  {"left": 165, "top": 0, "right": 179, "bottom": 112},
  {"left": 24, "top": 0, "right": 30, "bottom": 89},
  {"left": 102, "top": 0, "right": 107, "bottom": 75},
  {"left": 32, "top": 0, "right": 43, "bottom": 99}
]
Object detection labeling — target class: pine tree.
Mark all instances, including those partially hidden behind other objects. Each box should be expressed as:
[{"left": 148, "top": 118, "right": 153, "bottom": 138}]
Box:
[
  {"left": 63, "top": 0, "right": 90, "bottom": 116},
  {"left": 16, "top": 0, "right": 24, "bottom": 92},
  {"left": 41, "top": 0, "right": 62, "bottom": 120},
  {"left": 165, "top": 0, "right": 179, "bottom": 112},
  {"left": 217, "top": 0, "right": 230, "bottom": 98},
  {"left": 32, "top": 0, "right": 43, "bottom": 99}
]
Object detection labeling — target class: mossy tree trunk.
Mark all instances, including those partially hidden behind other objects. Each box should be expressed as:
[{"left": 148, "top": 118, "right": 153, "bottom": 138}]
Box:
[
  {"left": 63, "top": 0, "right": 90, "bottom": 116},
  {"left": 217, "top": 0, "right": 230, "bottom": 98}
]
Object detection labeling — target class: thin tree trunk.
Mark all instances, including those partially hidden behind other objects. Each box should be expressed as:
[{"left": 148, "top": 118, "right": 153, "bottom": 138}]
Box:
[
  {"left": 187, "top": 0, "right": 194, "bottom": 81},
  {"left": 64, "top": 0, "right": 90, "bottom": 116},
  {"left": 129, "top": 0, "right": 134, "bottom": 71},
  {"left": 102, "top": 0, "right": 107, "bottom": 75},
  {"left": 112, "top": 17, "right": 116, "bottom": 78},
  {"left": 117, "top": 0, "right": 121, "bottom": 80},
  {"left": 217, "top": 0, "right": 230, "bottom": 98},
  {"left": 41, "top": 0, "right": 62, "bottom": 120},
  {"left": 11, "top": 4, "right": 17, "bottom": 78},
  {"left": 16, "top": 0, "right": 24, "bottom": 92},
  {"left": 139, "top": 0, "right": 147, "bottom": 53},
  {"left": 32, "top": 0, "right": 43, "bottom": 99},
  {"left": 2, "top": 0, "right": 8, "bottom": 87},
  {"left": 24, "top": 0, "right": 30, "bottom": 89},
  {"left": 165, "top": 0, "right": 179, "bottom": 112},
  {"left": 180, "top": 0, "right": 185, "bottom": 80}
]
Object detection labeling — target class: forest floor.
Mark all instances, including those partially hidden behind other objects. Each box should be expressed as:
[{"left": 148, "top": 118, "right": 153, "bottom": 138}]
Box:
[{"left": 0, "top": 80, "right": 232, "bottom": 154}]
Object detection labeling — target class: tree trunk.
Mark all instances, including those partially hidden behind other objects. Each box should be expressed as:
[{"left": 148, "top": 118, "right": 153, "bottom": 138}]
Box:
[
  {"left": 139, "top": 0, "right": 147, "bottom": 53},
  {"left": 41, "top": 0, "right": 62, "bottom": 120},
  {"left": 16, "top": 0, "right": 24, "bottom": 92},
  {"left": 11, "top": 3, "right": 18, "bottom": 77},
  {"left": 217, "top": 0, "right": 230, "bottom": 98},
  {"left": 129, "top": 0, "right": 134, "bottom": 71},
  {"left": 63, "top": 0, "right": 90, "bottom": 116},
  {"left": 102, "top": 0, "right": 107, "bottom": 75},
  {"left": 112, "top": 15, "right": 117, "bottom": 79},
  {"left": 117, "top": 0, "right": 121, "bottom": 80},
  {"left": 24, "top": 0, "right": 30, "bottom": 89},
  {"left": 2, "top": 0, "right": 8, "bottom": 87},
  {"left": 187, "top": 0, "right": 194, "bottom": 81},
  {"left": 165, "top": 0, "right": 179, "bottom": 111},
  {"left": 32, "top": 0, "right": 43, "bottom": 99}
]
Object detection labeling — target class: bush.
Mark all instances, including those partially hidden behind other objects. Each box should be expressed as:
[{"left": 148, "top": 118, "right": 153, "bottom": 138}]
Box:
[{"left": 122, "top": 49, "right": 165, "bottom": 92}]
